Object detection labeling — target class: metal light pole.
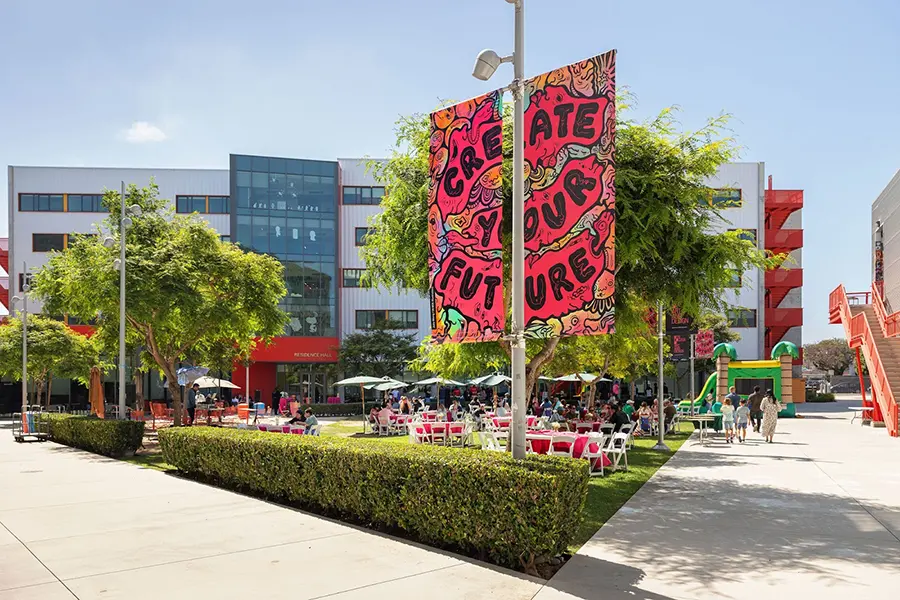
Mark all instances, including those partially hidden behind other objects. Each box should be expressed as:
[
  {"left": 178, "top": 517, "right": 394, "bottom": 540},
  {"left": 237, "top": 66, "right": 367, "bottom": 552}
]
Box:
[
  {"left": 653, "top": 301, "right": 670, "bottom": 451},
  {"left": 119, "top": 181, "right": 127, "bottom": 420},
  {"left": 472, "top": 0, "right": 527, "bottom": 458},
  {"left": 13, "top": 261, "right": 29, "bottom": 415},
  {"left": 689, "top": 333, "right": 696, "bottom": 416}
]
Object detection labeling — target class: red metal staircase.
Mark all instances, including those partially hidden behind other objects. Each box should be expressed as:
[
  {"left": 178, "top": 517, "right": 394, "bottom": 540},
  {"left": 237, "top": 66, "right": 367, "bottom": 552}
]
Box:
[{"left": 829, "top": 284, "right": 900, "bottom": 437}]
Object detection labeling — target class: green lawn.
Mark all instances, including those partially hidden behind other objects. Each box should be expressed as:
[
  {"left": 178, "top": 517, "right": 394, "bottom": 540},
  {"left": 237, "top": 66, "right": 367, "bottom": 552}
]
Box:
[{"left": 122, "top": 452, "right": 177, "bottom": 472}]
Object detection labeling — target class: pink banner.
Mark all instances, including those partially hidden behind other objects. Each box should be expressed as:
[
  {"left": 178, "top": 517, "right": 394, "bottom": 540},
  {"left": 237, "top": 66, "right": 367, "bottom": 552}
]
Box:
[
  {"left": 428, "top": 92, "right": 505, "bottom": 343},
  {"left": 524, "top": 50, "right": 616, "bottom": 338}
]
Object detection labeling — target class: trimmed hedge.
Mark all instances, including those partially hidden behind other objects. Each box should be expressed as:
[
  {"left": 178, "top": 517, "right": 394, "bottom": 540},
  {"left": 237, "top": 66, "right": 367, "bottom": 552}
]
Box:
[
  {"left": 39, "top": 414, "right": 145, "bottom": 458},
  {"left": 159, "top": 427, "right": 589, "bottom": 568}
]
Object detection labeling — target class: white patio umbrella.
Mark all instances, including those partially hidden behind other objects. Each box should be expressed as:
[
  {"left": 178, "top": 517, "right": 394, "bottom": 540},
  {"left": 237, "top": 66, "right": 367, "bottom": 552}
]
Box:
[
  {"left": 365, "top": 379, "right": 407, "bottom": 391},
  {"left": 469, "top": 373, "right": 512, "bottom": 387},
  {"left": 414, "top": 377, "right": 463, "bottom": 406},
  {"left": 554, "top": 373, "right": 599, "bottom": 383},
  {"left": 193, "top": 376, "right": 241, "bottom": 389},
  {"left": 334, "top": 375, "right": 390, "bottom": 432}
]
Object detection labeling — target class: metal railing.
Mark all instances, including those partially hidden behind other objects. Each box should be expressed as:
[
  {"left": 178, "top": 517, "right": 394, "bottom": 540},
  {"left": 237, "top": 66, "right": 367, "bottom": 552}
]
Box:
[
  {"left": 829, "top": 284, "right": 898, "bottom": 437},
  {"left": 871, "top": 283, "right": 900, "bottom": 338}
]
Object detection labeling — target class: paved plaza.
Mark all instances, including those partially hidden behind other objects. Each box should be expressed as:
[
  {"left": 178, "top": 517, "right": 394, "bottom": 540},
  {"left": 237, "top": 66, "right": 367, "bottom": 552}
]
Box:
[{"left": 2, "top": 399, "right": 900, "bottom": 599}]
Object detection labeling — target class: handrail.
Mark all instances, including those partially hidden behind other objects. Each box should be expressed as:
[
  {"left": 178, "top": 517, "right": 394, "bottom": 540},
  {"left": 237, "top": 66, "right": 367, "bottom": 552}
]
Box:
[
  {"left": 871, "top": 283, "right": 900, "bottom": 338},
  {"left": 830, "top": 283, "right": 898, "bottom": 437}
]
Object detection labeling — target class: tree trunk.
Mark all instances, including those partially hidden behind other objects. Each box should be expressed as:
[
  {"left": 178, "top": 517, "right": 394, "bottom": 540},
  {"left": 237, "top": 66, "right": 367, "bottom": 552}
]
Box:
[
  {"left": 160, "top": 361, "right": 183, "bottom": 426},
  {"left": 524, "top": 337, "right": 561, "bottom": 400},
  {"left": 47, "top": 373, "right": 53, "bottom": 408},
  {"left": 134, "top": 372, "right": 144, "bottom": 413},
  {"left": 36, "top": 380, "right": 44, "bottom": 408}
]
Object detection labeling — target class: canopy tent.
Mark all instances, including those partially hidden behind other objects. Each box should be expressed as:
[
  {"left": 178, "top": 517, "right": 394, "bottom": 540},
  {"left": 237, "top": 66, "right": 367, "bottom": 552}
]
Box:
[
  {"left": 470, "top": 373, "right": 512, "bottom": 387},
  {"left": 413, "top": 377, "right": 465, "bottom": 387},
  {"left": 365, "top": 379, "right": 407, "bottom": 391},
  {"left": 334, "top": 376, "right": 399, "bottom": 433},
  {"left": 554, "top": 373, "right": 599, "bottom": 383}
]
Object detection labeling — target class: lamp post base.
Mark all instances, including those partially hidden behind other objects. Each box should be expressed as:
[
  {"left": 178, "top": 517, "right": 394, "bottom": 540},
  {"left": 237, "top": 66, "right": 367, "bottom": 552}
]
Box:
[{"left": 651, "top": 442, "right": 671, "bottom": 452}]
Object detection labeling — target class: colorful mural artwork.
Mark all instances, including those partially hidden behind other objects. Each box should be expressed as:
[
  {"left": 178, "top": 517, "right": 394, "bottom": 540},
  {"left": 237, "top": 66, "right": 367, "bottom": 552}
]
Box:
[
  {"left": 523, "top": 50, "right": 616, "bottom": 338},
  {"left": 428, "top": 92, "right": 505, "bottom": 343}
]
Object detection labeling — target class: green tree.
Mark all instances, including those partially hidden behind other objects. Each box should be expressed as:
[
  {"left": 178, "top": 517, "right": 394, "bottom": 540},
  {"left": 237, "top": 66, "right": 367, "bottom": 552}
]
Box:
[
  {"left": 339, "top": 322, "right": 418, "bottom": 379},
  {"left": 31, "top": 183, "right": 287, "bottom": 425},
  {"left": 362, "top": 104, "right": 776, "bottom": 396},
  {"left": 0, "top": 314, "right": 99, "bottom": 406},
  {"left": 804, "top": 338, "right": 853, "bottom": 378}
]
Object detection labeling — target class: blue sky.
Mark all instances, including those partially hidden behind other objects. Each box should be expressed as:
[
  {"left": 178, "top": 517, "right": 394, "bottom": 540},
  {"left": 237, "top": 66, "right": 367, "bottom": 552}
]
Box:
[{"left": 1, "top": 0, "right": 898, "bottom": 342}]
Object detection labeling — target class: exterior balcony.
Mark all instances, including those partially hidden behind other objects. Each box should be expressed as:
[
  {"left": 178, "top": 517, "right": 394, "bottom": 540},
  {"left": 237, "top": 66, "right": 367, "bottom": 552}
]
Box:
[
  {"left": 765, "top": 267, "right": 803, "bottom": 289},
  {"left": 766, "top": 307, "right": 803, "bottom": 329},
  {"left": 764, "top": 189, "right": 804, "bottom": 210},
  {"left": 0, "top": 276, "right": 8, "bottom": 312},
  {"left": 765, "top": 228, "right": 803, "bottom": 253}
]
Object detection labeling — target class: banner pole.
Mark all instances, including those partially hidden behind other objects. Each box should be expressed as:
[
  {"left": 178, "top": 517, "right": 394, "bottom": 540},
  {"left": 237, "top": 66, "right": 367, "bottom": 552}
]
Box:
[
  {"left": 690, "top": 333, "right": 696, "bottom": 415},
  {"left": 653, "top": 302, "right": 670, "bottom": 451},
  {"left": 509, "top": 0, "right": 527, "bottom": 460}
]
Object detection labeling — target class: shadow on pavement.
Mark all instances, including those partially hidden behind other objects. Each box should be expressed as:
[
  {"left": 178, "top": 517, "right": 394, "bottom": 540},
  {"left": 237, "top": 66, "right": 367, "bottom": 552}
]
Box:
[{"left": 542, "top": 556, "right": 678, "bottom": 599}]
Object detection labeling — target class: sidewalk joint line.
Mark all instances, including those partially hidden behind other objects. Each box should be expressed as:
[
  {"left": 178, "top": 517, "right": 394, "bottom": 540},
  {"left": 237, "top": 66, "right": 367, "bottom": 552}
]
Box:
[
  {"left": 0, "top": 520, "right": 80, "bottom": 599},
  {"left": 306, "top": 562, "right": 464, "bottom": 599}
]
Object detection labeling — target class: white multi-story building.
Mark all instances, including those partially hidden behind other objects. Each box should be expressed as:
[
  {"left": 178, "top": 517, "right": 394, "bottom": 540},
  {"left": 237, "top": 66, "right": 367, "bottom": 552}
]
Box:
[
  {"left": 705, "top": 162, "right": 803, "bottom": 365},
  {"left": 1, "top": 156, "right": 434, "bottom": 410}
]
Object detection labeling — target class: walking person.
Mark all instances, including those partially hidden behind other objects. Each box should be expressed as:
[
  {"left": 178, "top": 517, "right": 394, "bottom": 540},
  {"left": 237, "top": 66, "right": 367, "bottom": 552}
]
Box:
[
  {"left": 760, "top": 390, "right": 783, "bottom": 443},
  {"left": 721, "top": 397, "right": 736, "bottom": 443},
  {"left": 747, "top": 386, "right": 764, "bottom": 432},
  {"left": 734, "top": 398, "right": 751, "bottom": 443},
  {"left": 186, "top": 383, "right": 199, "bottom": 426}
]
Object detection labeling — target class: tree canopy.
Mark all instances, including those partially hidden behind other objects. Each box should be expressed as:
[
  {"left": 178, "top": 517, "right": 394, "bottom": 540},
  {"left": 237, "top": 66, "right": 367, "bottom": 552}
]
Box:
[
  {"left": 0, "top": 314, "right": 99, "bottom": 406},
  {"left": 362, "top": 103, "right": 775, "bottom": 395},
  {"left": 32, "top": 183, "right": 287, "bottom": 424},
  {"left": 339, "top": 323, "right": 418, "bottom": 379},
  {"left": 804, "top": 338, "right": 853, "bottom": 377}
]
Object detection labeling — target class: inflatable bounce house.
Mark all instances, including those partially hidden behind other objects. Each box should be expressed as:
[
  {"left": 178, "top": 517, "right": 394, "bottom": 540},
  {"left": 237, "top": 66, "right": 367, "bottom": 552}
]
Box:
[{"left": 679, "top": 341, "right": 800, "bottom": 418}]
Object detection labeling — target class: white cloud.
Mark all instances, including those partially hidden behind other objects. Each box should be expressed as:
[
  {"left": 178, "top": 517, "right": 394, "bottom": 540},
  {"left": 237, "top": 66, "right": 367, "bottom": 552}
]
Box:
[{"left": 121, "top": 121, "right": 167, "bottom": 143}]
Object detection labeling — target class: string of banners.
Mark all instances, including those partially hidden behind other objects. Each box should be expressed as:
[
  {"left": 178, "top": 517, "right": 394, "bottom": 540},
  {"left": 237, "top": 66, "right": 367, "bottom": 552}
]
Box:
[{"left": 428, "top": 50, "right": 616, "bottom": 344}]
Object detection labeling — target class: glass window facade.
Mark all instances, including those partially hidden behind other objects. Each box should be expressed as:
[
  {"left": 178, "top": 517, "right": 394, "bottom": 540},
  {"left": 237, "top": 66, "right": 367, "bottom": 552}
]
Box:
[
  {"left": 19, "top": 194, "right": 64, "bottom": 212},
  {"left": 343, "top": 186, "right": 385, "bottom": 205},
  {"left": 354, "top": 227, "right": 374, "bottom": 246},
  {"left": 68, "top": 194, "right": 107, "bottom": 212},
  {"left": 711, "top": 189, "right": 742, "bottom": 207},
  {"left": 176, "top": 195, "right": 229, "bottom": 214},
  {"left": 231, "top": 155, "right": 338, "bottom": 337},
  {"left": 727, "top": 308, "right": 757, "bottom": 328},
  {"left": 355, "top": 309, "right": 417, "bottom": 330},
  {"left": 729, "top": 228, "right": 757, "bottom": 244},
  {"left": 342, "top": 268, "right": 367, "bottom": 288},
  {"left": 33, "top": 233, "right": 65, "bottom": 252}
]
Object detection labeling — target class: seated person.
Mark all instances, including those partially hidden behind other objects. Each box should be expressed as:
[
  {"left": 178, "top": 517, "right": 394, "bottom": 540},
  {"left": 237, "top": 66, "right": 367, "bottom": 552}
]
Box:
[
  {"left": 622, "top": 400, "right": 635, "bottom": 419},
  {"left": 664, "top": 400, "right": 676, "bottom": 425},
  {"left": 549, "top": 408, "right": 566, "bottom": 424},
  {"left": 637, "top": 402, "right": 653, "bottom": 433},
  {"left": 378, "top": 403, "right": 394, "bottom": 424},
  {"left": 611, "top": 403, "right": 632, "bottom": 432},
  {"left": 495, "top": 400, "right": 508, "bottom": 417},
  {"left": 287, "top": 406, "right": 307, "bottom": 426},
  {"left": 302, "top": 409, "right": 318, "bottom": 433}
]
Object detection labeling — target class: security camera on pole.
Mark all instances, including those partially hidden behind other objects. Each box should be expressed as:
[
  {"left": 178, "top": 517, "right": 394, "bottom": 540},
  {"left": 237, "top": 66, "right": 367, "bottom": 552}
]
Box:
[{"left": 472, "top": 0, "right": 527, "bottom": 459}]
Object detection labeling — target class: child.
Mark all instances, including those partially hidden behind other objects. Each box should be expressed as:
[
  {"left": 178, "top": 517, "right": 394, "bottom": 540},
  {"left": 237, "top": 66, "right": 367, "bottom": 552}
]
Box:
[
  {"left": 721, "top": 397, "right": 735, "bottom": 443},
  {"left": 735, "top": 398, "right": 751, "bottom": 443}
]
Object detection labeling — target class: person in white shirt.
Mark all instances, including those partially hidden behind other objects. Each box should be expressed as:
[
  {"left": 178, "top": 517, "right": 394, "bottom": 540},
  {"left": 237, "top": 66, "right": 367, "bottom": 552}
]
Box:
[{"left": 721, "top": 397, "right": 736, "bottom": 444}]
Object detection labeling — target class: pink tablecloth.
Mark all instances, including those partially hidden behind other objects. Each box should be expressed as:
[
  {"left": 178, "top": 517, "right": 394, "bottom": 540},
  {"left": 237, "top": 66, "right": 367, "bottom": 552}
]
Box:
[
  {"left": 528, "top": 430, "right": 611, "bottom": 469},
  {"left": 327, "top": 396, "right": 341, "bottom": 404},
  {"left": 415, "top": 422, "right": 466, "bottom": 435}
]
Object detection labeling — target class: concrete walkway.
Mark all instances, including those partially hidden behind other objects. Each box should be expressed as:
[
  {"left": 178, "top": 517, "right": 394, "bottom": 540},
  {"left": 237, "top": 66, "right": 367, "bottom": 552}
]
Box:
[
  {"left": 0, "top": 422, "right": 541, "bottom": 599},
  {"left": 537, "top": 400, "right": 900, "bottom": 599}
]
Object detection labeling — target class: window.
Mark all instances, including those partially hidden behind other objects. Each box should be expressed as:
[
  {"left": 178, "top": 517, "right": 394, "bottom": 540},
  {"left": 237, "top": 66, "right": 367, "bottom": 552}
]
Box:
[
  {"left": 727, "top": 273, "right": 743, "bottom": 288},
  {"left": 18, "top": 273, "right": 33, "bottom": 292},
  {"left": 355, "top": 309, "right": 418, "bottom": 330},
  {"left": 220, "top": 235, "right": 231, "bottom": 243},
  {"left": 175, "top": 195, "right": 230, "bottom": 214},
  {"left": 342, "top": 268, "right": 368, "bottom": 287},
  {"left": 343, "top": 186, "right": 385, "bottom": 205},
  {"left": 354, "top": 227, "right": 374, "bottom": 246},
  {"left": 726, "top": 308, "right": 757, "bottom": 328},
  {"left": 32, "top": 234, "right": 66, "bottom": 252},
  {"left": 68, "top": 194, "right": 107, "bottom": 212},
  {"left": 710, "top": 189, "right": 742, "bottom": 208},
  {"left": 19, "top": 194, "right": 64, "bottom": 212},
  {"left": 729, "top": 228, "right": 757, "bottom": 245}
]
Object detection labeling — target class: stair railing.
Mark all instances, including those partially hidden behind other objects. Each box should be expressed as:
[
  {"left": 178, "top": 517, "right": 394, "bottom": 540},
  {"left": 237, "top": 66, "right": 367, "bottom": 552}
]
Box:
[
  {"left": 871, "top": 283, "right": 900, "bottom": 338},
  {"left": 830, "top": 284, "right": 898, "bottom": 437}
]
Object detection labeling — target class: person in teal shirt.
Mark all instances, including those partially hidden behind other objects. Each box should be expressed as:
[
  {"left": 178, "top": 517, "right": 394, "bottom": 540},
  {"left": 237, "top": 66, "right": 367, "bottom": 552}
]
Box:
[
  {"left": 711, "top": 396, "right": 723, "bottom": 431},
  {"left": 622, "top": 400, "right": 635, "bottom": 418}
]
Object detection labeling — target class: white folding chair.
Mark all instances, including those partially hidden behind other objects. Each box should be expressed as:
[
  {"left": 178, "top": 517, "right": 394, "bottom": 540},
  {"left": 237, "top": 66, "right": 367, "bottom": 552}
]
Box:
[
  {"left": 606, "top": 432, "right": 629, "bottom": 471},
  {"left": 526, "top": 434, "right": 552, "bottom": 454},
  {"left": 430, "top": 424, "right": 447, "bottom": 445},
  {"left": 550, "top": 434, "right": 575, "bottom": 458},
  {"left": 582, "top": 433, "right": 606, "bottom": 477},
  {"left": 411, "top": 424, "right": 430, "bottom": 445},
  {"left": 376, "top": 415, "right": 391, "bottom": 436},
  {"left": 306, "top": 424, "right": 322, "bottom": 436},
  {"left": 620, "top": 423, "right": 636, "bottom": 449},
  {"left": 480, "top": 431, "right": 504, "bottom": 451},
  {"left": 447, "top": 423, "right": 468, "bottom": 447},
  {"left": 600, "top": 423, "right": 615, "bottom": 437}
]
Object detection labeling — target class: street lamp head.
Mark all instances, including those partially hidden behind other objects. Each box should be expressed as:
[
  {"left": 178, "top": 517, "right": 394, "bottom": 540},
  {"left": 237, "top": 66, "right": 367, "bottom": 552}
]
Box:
[
  {"left": 102, "top": 236, "right": 116, "bottom": 249},
  {"left": 128, "top": 204, "right": 143, "bottom": 217},
  {"left": 113, "top": 258, "right": 122, "bottom": 271},
  {"left": 22, "top": 284, "right": 30, "bottom": 293},
  {"left": 473, "top": 49, "right": 503, "bottom": 81},
  {"left": 11, "top": 295, "right": 22, "bottom": 304},
  {"left": 121, "top": 216, "right": 133, "bottom": 228}
]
